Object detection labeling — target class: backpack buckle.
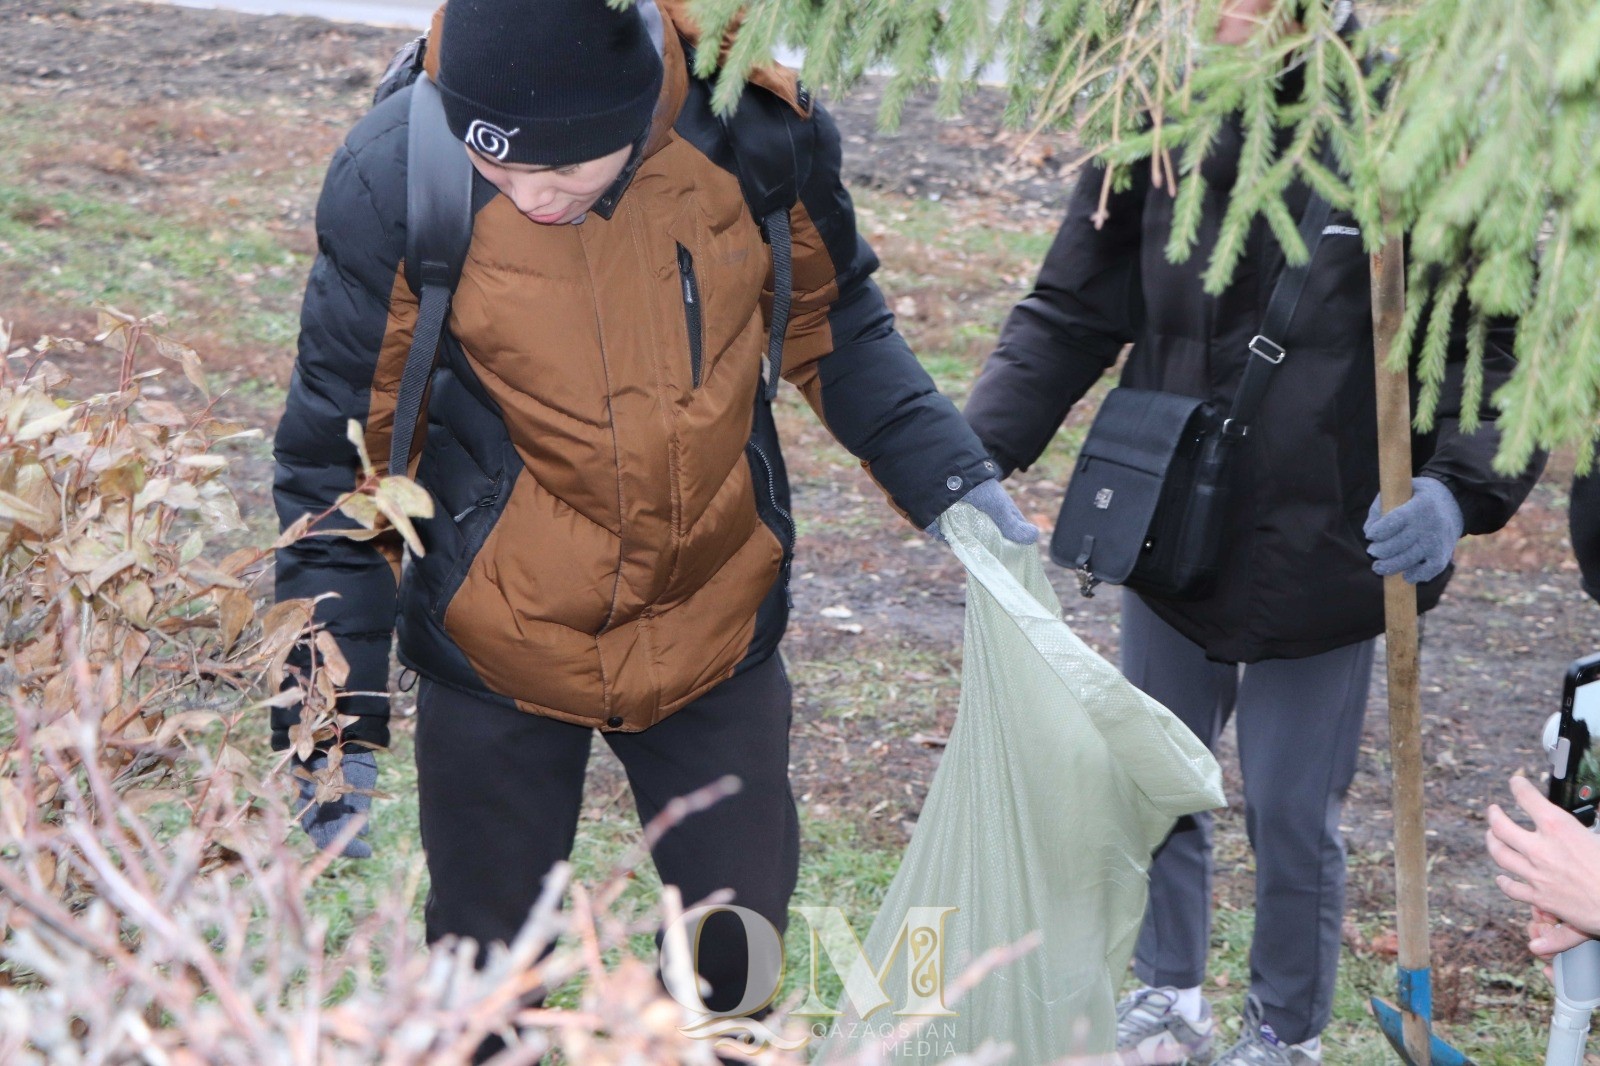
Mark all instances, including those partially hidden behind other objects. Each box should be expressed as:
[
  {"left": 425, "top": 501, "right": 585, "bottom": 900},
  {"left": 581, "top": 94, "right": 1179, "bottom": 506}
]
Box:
[{"left": 1248, "top": 335, "right": 1286, "bottom": 364}]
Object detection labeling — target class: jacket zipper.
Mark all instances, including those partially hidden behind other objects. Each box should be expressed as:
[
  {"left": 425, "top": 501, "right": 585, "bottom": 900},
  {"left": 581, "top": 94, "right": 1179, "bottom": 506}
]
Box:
[
  {"left": 748, "top": 441, "right": 796, "bottom": 607},
  {"left": 747, "top": 442, "right": 794, "bottom": 546},
  {"left": 676, "top": 243, "right": 703, "bottom": 389},
  {"left": 452, "top": 492, "right": 500, "bottom": 523}
]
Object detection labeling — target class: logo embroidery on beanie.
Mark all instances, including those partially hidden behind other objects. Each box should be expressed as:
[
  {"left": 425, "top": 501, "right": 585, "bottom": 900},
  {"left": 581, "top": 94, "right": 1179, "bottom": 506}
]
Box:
[{"left": 464, "top": 120, "right": 520, "bottom": 161}]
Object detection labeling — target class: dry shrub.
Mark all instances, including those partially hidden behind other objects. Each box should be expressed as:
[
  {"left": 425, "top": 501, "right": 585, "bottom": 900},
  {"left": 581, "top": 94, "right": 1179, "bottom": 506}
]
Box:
[
  {"left": 0, "top": 310, "right": 1039, "bottom": 1066},
  {"left": 0, "top": 310, "right": 779, "bottom": 1064}
]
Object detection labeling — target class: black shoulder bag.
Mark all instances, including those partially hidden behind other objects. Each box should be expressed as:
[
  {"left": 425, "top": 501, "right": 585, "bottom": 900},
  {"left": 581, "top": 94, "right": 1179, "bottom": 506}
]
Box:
[{"left": 1049, "top": 191, "right": 1333, "bottom": 601}]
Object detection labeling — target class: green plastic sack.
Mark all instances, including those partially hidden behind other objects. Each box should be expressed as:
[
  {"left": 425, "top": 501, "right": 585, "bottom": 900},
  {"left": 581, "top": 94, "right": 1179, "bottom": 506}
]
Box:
[{"left": 813, "top": 503, "right": 1225, "bottom": 1063}]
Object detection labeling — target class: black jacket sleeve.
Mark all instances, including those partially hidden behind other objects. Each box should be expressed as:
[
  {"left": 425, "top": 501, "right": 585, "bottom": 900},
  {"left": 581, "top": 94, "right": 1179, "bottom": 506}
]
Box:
[
  {"left": 271, "top": 116, "right": 410, "bottom": 756},
  {"left": 776, "top": 102, "right": 997, "bottom": 529},
  {"left": 1415, "top": 312, "right": 1546, "bottom": 535},
  {"left": 963, "top": 163, "right": 1147, "bottom": 477}
]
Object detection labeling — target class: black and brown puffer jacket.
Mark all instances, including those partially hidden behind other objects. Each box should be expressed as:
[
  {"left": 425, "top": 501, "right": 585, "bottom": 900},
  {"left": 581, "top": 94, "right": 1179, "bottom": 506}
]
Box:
[
  {"left": 965, "top": 120, "right": 1545, "bottom": 664},
  {"left": 270, "top": 5, "right": 995, "bottom": 754}
]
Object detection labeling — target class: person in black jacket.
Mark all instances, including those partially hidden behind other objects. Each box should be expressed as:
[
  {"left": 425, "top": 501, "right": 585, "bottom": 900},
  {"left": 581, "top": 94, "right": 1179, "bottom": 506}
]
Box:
[
  {"left": 964, "top": 15, "right": 1542, "bottom": 1064},
  {"left": 274, "top": 0, "right": 1033, "bottom": 1060}
]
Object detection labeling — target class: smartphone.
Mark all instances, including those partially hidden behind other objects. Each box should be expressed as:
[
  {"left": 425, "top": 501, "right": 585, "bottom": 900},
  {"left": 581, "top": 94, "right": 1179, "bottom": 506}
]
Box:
[{"left": 1549, "top": 653, "right": 1600, "bottom": 825}]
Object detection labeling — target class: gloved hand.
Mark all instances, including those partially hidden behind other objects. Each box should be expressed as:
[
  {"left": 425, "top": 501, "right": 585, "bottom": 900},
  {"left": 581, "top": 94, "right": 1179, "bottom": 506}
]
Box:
[
  {"left": 1364, "top": 476, "right": 1463, "bottom": 584},
  {"left": 294, "top": 749, "right": 378, "bottom": 858},
  {"left": 926, "top": 478, "right": 1039, "bottom": 545}
]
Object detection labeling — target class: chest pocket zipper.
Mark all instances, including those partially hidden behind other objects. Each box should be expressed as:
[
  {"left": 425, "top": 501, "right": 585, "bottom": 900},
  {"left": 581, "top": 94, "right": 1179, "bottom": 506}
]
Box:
[
  {"left": 676, "top": 243, "right": 703, "bottom": 389},
  {"left": 452, "top": 492, "right": 500, "bottom": 523}
]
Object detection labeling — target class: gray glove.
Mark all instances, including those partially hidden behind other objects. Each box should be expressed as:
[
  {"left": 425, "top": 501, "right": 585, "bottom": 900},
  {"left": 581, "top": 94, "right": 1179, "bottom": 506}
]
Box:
[
  {"left": 295, "top": 750, "right": 377, "bottom": 859},
  {"left": 926, "top": 478, "right": 1039, "bottom": 545},
  {"left": 1364, "top": 476, "right": 1463, "bottom": 584}
]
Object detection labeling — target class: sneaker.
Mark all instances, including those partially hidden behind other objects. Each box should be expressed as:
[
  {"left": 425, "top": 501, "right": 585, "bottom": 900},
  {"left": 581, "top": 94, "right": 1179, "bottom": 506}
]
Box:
[
  {"left": 1115, "top": 986, "right": 1217, "bottom": 1065},
  {"left": 1212, "top": 995, "right": 1323, "bottom": 1065}
]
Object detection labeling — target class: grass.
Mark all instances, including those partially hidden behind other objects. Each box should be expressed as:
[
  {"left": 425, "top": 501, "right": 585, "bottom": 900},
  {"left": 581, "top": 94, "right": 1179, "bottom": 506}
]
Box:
[
  {"left": 296, "top": 741, "right": 1554, "bottom": 1061},
  {"left": 788, "top": 640, "right": 961, "bottom": 734},
  {"left": 1190, "top": 905, "right": 1552, "bottom": 1064},
  {"left": 0, "top": 182, "right": 306, "bottom": 353}
]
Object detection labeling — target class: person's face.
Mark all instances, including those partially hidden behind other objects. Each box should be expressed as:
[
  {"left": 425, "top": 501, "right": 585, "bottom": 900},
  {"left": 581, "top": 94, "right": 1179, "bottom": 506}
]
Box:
[
  {"left": 1215, "top": 0, "right": 1280, "bottom": 45},
  {"left": 466, "top": 142, "right": 634, "bottom": 225}
]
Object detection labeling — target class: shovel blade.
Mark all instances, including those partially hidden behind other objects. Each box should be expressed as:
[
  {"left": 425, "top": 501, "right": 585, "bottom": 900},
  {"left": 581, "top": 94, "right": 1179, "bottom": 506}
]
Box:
[{"left": 1371, "top": 997, "right": 1474, "bottom": 1066}]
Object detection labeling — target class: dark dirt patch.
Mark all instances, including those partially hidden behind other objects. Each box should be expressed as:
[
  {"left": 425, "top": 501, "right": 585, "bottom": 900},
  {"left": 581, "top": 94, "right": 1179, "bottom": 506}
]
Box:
[{"left": 5, "top": 0, "right": 1592, "bottom": 1028}]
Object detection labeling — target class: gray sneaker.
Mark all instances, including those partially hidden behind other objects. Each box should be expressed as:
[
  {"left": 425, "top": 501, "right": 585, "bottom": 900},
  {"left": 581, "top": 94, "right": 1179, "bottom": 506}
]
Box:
[
  {"left": 1212, "top": 995, "right": 1322, "bottom": 1065},
  {"left": 1115, "top": 987, "right": 1216, "bottom": 1065}
]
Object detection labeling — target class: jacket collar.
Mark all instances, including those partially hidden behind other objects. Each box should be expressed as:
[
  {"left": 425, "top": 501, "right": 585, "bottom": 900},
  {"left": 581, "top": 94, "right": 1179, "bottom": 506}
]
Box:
[{"left": 588, "top": 0, "right": 688, "bottom": 219}]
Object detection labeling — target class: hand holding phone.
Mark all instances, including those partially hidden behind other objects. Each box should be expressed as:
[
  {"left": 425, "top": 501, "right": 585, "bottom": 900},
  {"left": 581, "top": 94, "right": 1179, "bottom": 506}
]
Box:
[{"left": 1488, "top": 775, "right": 1600, "bottom": 940}]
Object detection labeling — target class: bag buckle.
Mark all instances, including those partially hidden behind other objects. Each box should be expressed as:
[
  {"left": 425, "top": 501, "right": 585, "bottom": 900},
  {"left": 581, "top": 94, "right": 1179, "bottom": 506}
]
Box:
[
  {"left": 1248, "top": 334, "right": 1286, "bottom": 364},
  {"left": 1221, "top": 417, "right": 1249, "bottom": 439}
]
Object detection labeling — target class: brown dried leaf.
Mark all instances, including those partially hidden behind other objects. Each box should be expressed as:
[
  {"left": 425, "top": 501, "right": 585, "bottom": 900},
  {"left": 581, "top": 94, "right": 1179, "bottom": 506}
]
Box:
[
  {"left": 0, "top": 779, "right": 24, "bottom": 840},
  {"left": 220, "top": 588, "right": 255, "bottom": 650},
  {"left": 371, "top": 493, "right": 424, "bottom": 556},
  {"left": 120, "top": 630, "right": 151, "bottom": 680},
  {"left": 376, "top": 475, "right": 435, "bottom": 520},
  {"left": 273, "top": 513, "right": 313, "bottom": 549},
  {"left": 259, "top": 600, "right": 315, "bottom": 659},
  {"left": 346, "top": 419, "right": 374, "bottom": 477},
  {"left": 118, "top": 580, "right": 155, "bottom": 626},
  {"left": 217, "top": 548, "right": 261, "bottom": 578},
  {"left": 337, "top": 491, "right": 382, "bottom": 530},
  {"left": 287, "top": 718, "right": 320, "bottom": 763},
  {"left": 313, "top": 630, "right": 351, "bottom": 688},
  {"left": 86, "top": 549, "right": 139, "bottom": 593},
  {"left": 216, "top": 743, "right": 252, "bottom": 776},
  {"left": 197, "top": 481, "right": 245, "bottom": 533},
  {"left": 97, "top": 457, "right": 147, "bottom": 500},
  {"left": 179, "top": 564, "right": 245, "bottom": 590},
  {"left": 15, "top": 405, "right": 73, "bottom": 442},
  {"left": 323, "top": 526, "right": 386, "bottom": 541},
  {"left": 0, "top": 488, "right": 49, "bottom": 530},
  {"left": 178, "top": 529, "right": 205, "bottom": 564},
  {"left": 132, "top": 476, "right": 170, "bottom": 512},
  {"left": 27, "top": 359, "right": 71, "bottom": 390},
  {"left": 135, "top": 399, "right": 187, "bottom": 428},
  {"left": 156, "top": 336, "right": 210, "bottom": 399},
  {"left": 263, "top": 685, "right": 306, "bottom": 709}
]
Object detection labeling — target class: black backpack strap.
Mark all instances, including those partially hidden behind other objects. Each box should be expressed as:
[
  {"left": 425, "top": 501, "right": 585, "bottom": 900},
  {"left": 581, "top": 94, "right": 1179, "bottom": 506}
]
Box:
[
  {"left": 1223, "top": 192, "right": 1334, "bottom": 438},
  {"left": 390, "top": 74, "right": 473, "bottom": 476},
  {"left": 716, "top": 83, "right": 806, "bottom": 401},
  {"left": 762, "top": 208, "right": 793, "bottom": 400}
]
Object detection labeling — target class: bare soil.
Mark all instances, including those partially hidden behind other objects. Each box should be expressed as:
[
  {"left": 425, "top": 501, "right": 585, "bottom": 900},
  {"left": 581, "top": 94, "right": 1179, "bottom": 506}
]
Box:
[{"left": 5, "top": 0, "right": 1593, "bottom": 1026}]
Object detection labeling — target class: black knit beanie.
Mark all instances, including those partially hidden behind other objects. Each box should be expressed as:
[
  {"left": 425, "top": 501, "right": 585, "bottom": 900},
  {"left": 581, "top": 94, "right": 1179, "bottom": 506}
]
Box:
[{"left": 437, "top": 0, "right": 664, "bottom": 167}]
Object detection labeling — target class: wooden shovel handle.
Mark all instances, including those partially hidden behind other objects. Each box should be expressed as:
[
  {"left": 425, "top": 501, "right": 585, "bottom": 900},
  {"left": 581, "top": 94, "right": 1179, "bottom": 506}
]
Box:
[{"left": 1372, "top": 229, "right": 1432, "bottom": 1064}]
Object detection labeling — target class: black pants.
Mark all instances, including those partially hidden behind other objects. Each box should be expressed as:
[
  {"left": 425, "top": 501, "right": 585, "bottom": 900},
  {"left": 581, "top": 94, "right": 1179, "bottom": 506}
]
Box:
[{"left": 413, "top": 654, "right": 800, "bottom": 1056}]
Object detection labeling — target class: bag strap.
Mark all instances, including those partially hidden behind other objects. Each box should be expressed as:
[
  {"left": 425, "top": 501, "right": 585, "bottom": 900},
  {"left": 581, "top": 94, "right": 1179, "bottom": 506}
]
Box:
[
  {"left": 714, "top": 80, "right": 803, "bottom": 402},
  {"left": 762, "top": 209, "right": 794, "bottom": 400},
  {"left": 1222, "top": 192, "right": 1335, "bottom": 438},
  {"left": 390, "top": 74, "right": 473, "bottom": 476}
]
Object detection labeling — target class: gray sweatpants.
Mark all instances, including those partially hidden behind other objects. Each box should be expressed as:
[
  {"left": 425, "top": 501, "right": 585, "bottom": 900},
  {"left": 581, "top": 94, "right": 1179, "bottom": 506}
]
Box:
[{"left": 1121, "top": 591, "right": 1374, "bottom": 1045}]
